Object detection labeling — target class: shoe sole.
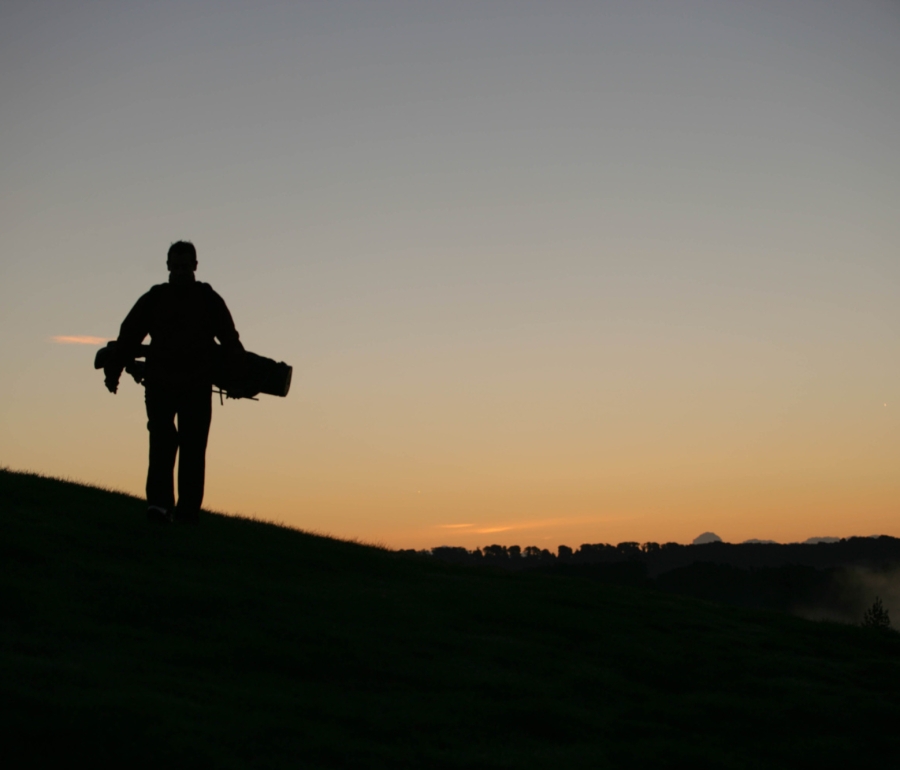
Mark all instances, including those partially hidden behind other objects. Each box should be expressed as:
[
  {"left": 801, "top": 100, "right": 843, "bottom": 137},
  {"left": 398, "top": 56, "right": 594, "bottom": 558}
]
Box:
[{"left": 147, "top": 507, "right": 174, "bottom": 523}]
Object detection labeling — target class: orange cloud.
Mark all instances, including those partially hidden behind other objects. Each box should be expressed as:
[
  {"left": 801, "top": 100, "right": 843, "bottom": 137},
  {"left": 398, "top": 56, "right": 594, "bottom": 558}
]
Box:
[
  {"left": 472, "top": 515, "right": 619, "bottom": 535},
  {"left": 52, "top": 336, "right": 108, "bottom": 345}
]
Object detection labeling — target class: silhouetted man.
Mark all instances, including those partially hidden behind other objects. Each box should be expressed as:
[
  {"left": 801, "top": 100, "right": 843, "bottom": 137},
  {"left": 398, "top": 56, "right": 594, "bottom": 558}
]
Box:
[{"left": 105, "top": 241, "right": 243, "bottom": 523}]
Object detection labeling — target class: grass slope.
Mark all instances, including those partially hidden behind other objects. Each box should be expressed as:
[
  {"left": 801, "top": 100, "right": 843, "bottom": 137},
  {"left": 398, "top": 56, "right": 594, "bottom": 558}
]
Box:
[{"left": 2, "top": 469, "right": 899, "bottom": 768}]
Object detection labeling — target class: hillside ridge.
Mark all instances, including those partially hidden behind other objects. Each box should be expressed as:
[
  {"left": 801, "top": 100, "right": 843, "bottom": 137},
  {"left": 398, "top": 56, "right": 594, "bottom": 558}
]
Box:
[{"left": 3, "top": 468, "right": 900, "bottom": 768}]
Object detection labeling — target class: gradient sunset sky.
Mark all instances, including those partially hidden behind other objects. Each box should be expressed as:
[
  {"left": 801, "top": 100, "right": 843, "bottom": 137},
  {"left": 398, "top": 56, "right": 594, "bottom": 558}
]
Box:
[{"left": 2, "top": 1, "right": 899, "bottom": 549}]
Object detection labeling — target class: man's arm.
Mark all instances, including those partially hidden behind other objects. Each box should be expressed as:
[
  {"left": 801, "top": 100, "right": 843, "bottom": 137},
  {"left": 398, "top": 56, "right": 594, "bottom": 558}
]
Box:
[
  {"left": 207, "top": 288, "right": 246, "bottom": 395},
  {"left": 209, "top": 289, "right": 244, "bottom": 353},
  {"left": 105, "top": 291, "right": 154, "bottom": 393}
]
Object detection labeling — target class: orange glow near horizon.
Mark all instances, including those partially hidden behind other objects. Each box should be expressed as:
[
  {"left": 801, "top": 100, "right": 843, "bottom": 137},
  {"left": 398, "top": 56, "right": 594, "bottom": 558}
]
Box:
[{"left": 8, "top": 329, "right": 900, "bottom": 552}]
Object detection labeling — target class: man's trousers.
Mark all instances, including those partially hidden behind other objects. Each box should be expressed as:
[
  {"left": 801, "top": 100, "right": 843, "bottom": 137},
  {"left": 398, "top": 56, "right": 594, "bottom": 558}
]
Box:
[{"left": 145, "top": 384, "right": 212, "bottom": 515}]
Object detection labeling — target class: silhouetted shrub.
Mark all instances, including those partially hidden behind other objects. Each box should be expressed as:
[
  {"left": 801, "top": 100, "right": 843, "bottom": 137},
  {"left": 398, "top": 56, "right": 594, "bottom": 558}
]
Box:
[{"left": 862, "top": 596, "right": 893, "bottom": 631}]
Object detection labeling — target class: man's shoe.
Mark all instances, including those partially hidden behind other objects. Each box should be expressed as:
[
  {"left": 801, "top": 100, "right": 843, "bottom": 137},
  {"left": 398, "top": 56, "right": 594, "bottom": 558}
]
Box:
[
  {"left": 147, "top": 505, "right": 174, "bottom": 523},
  {"left": 174, "top": 507, "right": 199, "bottom": 524}
]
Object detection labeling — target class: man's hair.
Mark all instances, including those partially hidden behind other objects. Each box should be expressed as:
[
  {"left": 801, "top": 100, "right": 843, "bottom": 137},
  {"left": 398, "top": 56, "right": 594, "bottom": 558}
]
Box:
[{"left": 167, "top": 241, "right": 197, "bottom": 265}]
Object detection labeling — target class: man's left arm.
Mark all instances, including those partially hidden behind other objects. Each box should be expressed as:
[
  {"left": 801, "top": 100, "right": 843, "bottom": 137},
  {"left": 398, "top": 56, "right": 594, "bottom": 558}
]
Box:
[{"left": 209, "top": 289, "right": 244, "bottom": 354}]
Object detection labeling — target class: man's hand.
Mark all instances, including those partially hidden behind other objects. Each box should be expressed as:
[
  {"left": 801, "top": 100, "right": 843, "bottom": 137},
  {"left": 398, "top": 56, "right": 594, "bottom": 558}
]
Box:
[{"left": 104, "top": 371, "right": 120, "bottom": 394}]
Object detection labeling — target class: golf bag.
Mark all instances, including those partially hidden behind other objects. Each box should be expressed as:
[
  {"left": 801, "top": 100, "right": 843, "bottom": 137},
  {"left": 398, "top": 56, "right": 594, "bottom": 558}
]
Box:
[{"left": 94, "top": 342, "right": 292, "bottom": 400}]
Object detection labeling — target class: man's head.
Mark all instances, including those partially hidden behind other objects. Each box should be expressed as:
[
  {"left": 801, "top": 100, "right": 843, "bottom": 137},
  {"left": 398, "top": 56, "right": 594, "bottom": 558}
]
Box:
[{"left": 167, "top": 241, "right": 197, "bottom": 284}]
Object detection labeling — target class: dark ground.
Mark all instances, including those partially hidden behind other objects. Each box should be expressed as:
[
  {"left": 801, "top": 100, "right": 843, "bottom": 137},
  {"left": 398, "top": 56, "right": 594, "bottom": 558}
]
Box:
[{"left": 2, "top": 469, "right": 899, "bottom": 768}]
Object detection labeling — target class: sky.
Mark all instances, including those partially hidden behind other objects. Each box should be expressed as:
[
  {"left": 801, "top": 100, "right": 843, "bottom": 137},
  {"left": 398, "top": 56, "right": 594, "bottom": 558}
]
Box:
[{"left": 2, "top": 0, "right": 899, "bottom": 550}]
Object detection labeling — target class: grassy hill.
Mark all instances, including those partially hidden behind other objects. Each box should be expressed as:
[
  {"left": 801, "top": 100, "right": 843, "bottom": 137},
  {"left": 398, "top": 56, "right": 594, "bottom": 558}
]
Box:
[{"left": 2, "top": 468, "right": 900, "bottom": 768}]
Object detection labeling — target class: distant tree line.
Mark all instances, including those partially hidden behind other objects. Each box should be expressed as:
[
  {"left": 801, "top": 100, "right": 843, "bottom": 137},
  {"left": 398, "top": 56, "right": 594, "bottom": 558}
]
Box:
[
  {"left": 404, "top": 536, "right": 900, "bottom": 575},
  {"left": 399, "top": 537, "right": 900, "bottom": 626}
]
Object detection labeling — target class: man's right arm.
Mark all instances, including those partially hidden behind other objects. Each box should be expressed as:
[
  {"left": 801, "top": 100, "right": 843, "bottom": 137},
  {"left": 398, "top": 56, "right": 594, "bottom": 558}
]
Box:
[{"left": 105, "top": 291, "right": 154, "bottom": 393}]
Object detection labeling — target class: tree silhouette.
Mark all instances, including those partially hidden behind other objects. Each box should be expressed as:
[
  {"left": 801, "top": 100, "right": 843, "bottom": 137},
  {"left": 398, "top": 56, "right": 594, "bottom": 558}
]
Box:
[{"left": 861, "top": 596, "right": 892, "bottom": 631}]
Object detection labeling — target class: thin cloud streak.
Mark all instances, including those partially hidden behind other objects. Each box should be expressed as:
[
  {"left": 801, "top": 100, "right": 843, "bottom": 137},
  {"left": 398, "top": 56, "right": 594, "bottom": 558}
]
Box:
[
  {"left": 52, "top": 336, "right": 108, "bottom": 345},
  {"left": 437, "top": 516, "right": 621, "bottom": 535}
]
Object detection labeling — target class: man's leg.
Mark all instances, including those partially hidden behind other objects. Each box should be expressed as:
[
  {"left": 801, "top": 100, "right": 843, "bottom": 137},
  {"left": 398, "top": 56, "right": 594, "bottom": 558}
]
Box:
[
  {"left": 145, "top": 386, "right": 178, "bottom": 515},
  {"left": 175, "top": 385, "right": 212, "bottom": 520}
]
